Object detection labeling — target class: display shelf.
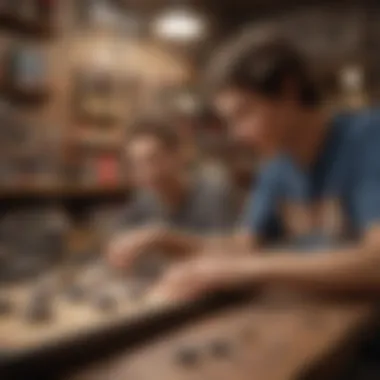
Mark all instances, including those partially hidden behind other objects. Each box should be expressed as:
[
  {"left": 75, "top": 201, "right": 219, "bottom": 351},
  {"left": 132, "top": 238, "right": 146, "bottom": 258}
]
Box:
[{"left": 0, "top": 184, "right": 130, "bottom": 199}]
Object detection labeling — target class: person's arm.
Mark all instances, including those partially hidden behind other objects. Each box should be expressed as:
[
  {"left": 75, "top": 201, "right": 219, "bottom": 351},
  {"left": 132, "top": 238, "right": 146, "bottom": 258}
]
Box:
[
  {"left": 234, "top": 125, "right": 380, "bottom": 292},
  {"left": 194, "top": 231, "right": 258, "bottom": 255},
  {"left": 106, "top": 198, "right": 165, "bottom": 267},
  {"left": 133, "top": 227, "right": 204, "bottom": 255},
  {"left": 151, "top": 126, "right": 380, "bottom": 299},
  {"left": 234, "top": 241, "right": 380, "bottom": 293},
  {"left": 156, "top": 156, "right": 290, "bottom": 256},
  {"left": 150, "top": 235, "right": 380, "bottom": 301},
  {"left": 262, "top": 119, "right": 380, "bottom": 292},
  {"left": 107, "top": 186, "right": 224, "bottom": 267},
  {"left": 108, "top": 223, "right": 208, "bottom": 268},
  {"left": 108, "top": 175, "right": 260, "bottom": 266},
  {"left": 108, "top": 161, "right": 278, "bottom": 267}
]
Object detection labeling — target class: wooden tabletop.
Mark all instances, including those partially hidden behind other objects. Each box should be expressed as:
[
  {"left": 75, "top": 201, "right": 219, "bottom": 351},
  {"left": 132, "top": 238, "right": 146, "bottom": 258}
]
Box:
[{"left": 70, "top": 295, "right": 375, "bottom": 380}]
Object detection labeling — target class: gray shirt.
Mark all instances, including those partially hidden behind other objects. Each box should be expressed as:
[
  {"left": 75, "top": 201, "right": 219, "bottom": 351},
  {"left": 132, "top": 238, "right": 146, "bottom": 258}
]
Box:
[{"left": 117, "top": 176, "right": 240, "bottom": 234}]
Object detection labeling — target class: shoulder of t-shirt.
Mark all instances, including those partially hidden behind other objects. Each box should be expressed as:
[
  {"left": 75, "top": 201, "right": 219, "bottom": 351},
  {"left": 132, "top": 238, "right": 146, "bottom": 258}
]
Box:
[
  {"left": 332, "top": 108, "right": 380, "bottom": 145},
  {"left": 120, "top": 190, "right": 157, "bottom": 216},
  {"left": 256, "top": 155, "right": 296, "bottom": 186}
]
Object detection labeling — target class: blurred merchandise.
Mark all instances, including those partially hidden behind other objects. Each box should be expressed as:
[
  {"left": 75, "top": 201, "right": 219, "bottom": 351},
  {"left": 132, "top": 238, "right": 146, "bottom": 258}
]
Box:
[
  {"left": 75, "top": 0, "right": 143, "bottom": 37},
  {"left": 80, "top": 154, "right": 98, "bottom": 186},
  {"left": 64, "top": 150, "right": 122, "bottom": 188},
  {"left": 71, "top": 69, "right": 119, "bottom": 126},
  {"left": 3, "top": 41, "right": 50, "bottom": 102},
  {"left": 0, "top": 206, "right": 70, "bottom": 283},
  {"left": 0, "top": 101, "right": 34, "bottom": 149},
  {"left": 96, "top": 154, "right": 120, "bottom": 186},
  {"left": 0, "top": 103, "right": 62, "bottom": 187},
  {"left": 75, "top": 0, "right": 120, "bottom": 30}
]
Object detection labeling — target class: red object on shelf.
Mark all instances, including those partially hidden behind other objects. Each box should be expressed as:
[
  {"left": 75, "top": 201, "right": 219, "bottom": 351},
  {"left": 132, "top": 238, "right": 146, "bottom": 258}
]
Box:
[{"left": 97, "top": 155, "right": 119, "bottom": 185}]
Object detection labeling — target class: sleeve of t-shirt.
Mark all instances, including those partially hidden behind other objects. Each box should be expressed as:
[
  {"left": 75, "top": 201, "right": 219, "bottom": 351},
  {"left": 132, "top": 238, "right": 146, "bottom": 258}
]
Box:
[
  {"left": 240, "top": 163, "right": 282, "bottom": 235},
  {"left": 196, "top": 176, "right": 239, "bottom": 233},
  {"left": 112, "top": 197, "right": 149, "bottom": 233},
  {"left": 351, "top": 115, "right": 380, "bottom": 232},
  {"left": 213, "top": 179, "right": 242, "bottom": 232}
]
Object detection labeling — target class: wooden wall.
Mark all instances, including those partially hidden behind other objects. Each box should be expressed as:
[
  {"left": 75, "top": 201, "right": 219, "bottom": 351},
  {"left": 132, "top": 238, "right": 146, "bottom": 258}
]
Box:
[{"left": 0, "top": 0, "right": 192, "bottom": 198}]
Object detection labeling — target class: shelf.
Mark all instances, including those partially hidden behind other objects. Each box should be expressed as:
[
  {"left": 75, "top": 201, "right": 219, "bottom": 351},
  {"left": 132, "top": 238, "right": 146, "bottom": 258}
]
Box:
[
  {"left": 5, "top": 87, "right": 51, "bottom": 106},
  {"left": 0, "top": 13, "right": 55, "bottom": 38},
  {"left": 0, "top": 184, "right": 130, "bottom": 199},
  {"left": 71, "top": 140, "right": 123, "bottom": 153}
]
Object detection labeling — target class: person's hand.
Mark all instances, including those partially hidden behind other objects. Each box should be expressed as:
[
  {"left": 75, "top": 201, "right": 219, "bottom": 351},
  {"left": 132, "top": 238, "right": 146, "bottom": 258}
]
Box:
[
  {"left": 107, "top": 226, "right": 164, "bottom": 269},
  {"left": 149, "top": 256, "right": 256, "bottom": 302},
  {"left": 196, "top": 233, "right": 257, "bottom": 258}
]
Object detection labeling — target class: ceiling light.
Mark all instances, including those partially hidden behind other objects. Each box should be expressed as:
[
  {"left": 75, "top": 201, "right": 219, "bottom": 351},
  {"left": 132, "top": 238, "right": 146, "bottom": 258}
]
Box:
[
  {"left": 152, "top": 7, "right": 206, "bottom": 42},
  {"left": 340, "top": 65, "right": 364, "bottom": 91}
]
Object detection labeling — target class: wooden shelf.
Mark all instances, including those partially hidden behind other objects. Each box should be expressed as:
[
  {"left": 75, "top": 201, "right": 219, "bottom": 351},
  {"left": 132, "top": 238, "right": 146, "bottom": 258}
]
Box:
[
  {"left": 71, "top": 139, "right": 123, "bottom": 153},
  {"left": 0, "top": 12, "right": 55, "bottom": 38},
  {"left": 0, "top": 184, "right": 130, "bottom": 199}
]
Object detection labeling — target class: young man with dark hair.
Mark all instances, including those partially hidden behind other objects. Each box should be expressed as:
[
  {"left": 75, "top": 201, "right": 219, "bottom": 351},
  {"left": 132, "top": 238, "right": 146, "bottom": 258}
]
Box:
[
  {"left": 107, "top": 120, "right": 237, "bottom": 269},
  {"left": 150, "top": 30, "right": 380, "bottom": 301}
]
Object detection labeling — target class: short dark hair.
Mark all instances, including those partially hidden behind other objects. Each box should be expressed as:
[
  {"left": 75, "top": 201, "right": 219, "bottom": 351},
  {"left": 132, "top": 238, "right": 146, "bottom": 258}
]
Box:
[
  {"left": 206, "top": 28, "right": 321, "bottom": 107},
  {"left": 127, "top": 119, "right": 180, "bottom": 150}
]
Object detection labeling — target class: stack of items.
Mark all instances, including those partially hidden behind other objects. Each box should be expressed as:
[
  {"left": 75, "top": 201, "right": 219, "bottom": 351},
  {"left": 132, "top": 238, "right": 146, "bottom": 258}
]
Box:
[
  {"left": 0, "top": 102, "right": 62, "bottom": 187},
  {"left": 0, "top": 102, "right": 33, "bottom": 186},
  {"left": 0, "top": 206, "right": 70, "bottom": 283},
  {"left": 3, "top": 42, "right": 50, "bottom": 101}
]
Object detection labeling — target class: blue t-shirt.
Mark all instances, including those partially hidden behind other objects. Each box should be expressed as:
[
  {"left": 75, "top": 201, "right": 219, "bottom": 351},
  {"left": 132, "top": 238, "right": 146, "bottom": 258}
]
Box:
[{"left": 242, "top": 109, "right": 380, "bottom": 243}]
